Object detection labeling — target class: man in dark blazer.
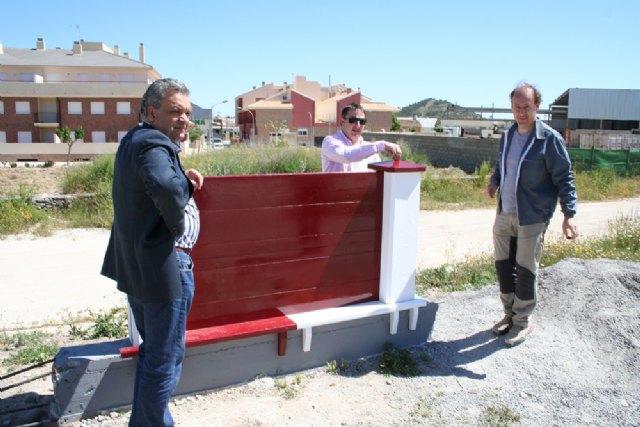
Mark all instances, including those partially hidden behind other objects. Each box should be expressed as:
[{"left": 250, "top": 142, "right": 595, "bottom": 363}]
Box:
[{"left": 102, "top": 78, "right": 203, "bottom": 426}]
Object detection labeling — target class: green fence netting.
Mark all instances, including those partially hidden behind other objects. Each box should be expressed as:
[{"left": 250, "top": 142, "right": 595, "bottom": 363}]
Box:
[{"left": 568, "top": 148, "right": 640, "bottom": 175}]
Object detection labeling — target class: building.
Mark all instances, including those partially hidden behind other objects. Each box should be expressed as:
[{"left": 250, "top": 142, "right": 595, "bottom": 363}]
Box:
[
  {"left": 235, "top": 76, "right": 399, "bottom": 145},
  {"left": 397, "top": 116, "right": 439, "bottom": 133},
  {"left": 548, "top": 88, "right": 640, "bottom": 147},
  {"left": 0, "top": 38, "right": 160, "bottom": 144}
]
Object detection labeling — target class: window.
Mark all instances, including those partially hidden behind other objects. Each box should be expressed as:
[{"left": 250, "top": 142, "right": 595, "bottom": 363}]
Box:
[
  {"left": 0, "top": 101, "right": 4, "bottom": 115},
  {"left": 117, "top": 74, "right": 134, "bottom": 82},
  {"left": 0, "top": 131, "right": 6, "bottom": 143},
  {"left": 118, "top": 131, "right": 128, "bottom": 142},
  {"left": 92, "top": 131, "right": 106, "bottom": 143},
  {"left": 117, "top": 102, "right": 131, "bottom": 115},
  {"left": 16, "top": 101, "right": 30, "bottom": 114},
  {"left": 297, "top": 128, "right": 308, "bottom": 136},
  {"left": 90, "top": 102, "right": 105, "bottom": 115},
  {"left": 18, "top": 131, "right": 32, "bottom": 143},
  {"left": 68, "top": 102, "right": 82, "bottom": 115},
  {"left": 47, "top": 73, "right": 63, "bottom": 82}
]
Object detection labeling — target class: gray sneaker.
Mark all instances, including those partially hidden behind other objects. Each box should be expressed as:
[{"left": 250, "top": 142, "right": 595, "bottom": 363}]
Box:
[
  {"left": 504, "top": 324, "right": 532, "bottom": 346},
  {"left": 492, "top": 316, "right": 512, "bottom": 335}
]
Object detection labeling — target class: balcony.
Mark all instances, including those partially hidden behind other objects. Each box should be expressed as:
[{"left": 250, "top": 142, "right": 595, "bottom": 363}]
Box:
[{"left": 34, "top": 112, "right": 60, "bottom": 127}]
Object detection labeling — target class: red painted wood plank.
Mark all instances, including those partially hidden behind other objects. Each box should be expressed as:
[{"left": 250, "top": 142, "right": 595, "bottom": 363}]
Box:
[
  {"left": 194, "top": 172, "right": 378, "bottom": 211},
  {"left": 193, "top": 230, "right": 377, "bottom": 264},
  {"left": 120, "top": 308, "right": 296, "bottom": 358},
  {"left": 187, "top": 281, "right": 378, "bottom": 327},
  {"left": 193, "top": 204, "right": 378, "bottom": 249}
]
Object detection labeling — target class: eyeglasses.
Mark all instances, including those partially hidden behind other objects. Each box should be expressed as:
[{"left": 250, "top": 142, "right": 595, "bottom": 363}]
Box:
[{"left": 347, "top": 117, "right": 367, "bottom": 125}]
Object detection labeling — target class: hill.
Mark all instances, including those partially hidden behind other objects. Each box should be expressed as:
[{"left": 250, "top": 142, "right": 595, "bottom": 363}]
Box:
[{"left": 398, "top": 98, "right": 481, "bottom": 119}]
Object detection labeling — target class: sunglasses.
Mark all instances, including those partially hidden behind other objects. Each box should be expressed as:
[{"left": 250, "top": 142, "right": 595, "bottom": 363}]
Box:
[{"left": 347, "top": 117, "right": 367, "bottom": 125}]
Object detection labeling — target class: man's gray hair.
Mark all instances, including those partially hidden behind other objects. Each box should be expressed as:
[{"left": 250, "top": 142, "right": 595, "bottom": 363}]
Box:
[{"left": 140, "top": 78, "right": 190, "bottom": 120}]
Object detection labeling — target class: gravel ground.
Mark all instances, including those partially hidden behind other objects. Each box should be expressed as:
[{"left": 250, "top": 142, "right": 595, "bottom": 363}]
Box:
[{"left": 51, "top": 258, "right": 639, "bottom": 427}]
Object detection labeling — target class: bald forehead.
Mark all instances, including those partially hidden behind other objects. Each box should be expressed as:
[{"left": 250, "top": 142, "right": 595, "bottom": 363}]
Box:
[{"left": 512, "top": 87, "right": 537, "bottom": 105}]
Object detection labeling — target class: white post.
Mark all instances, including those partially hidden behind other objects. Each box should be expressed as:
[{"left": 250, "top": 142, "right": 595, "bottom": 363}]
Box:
[
  {"left": 369, "top": 161, "right": 426, "bottom": 304},
  {"left": 127, "top": 305, "right": 142, "bottom": 346}
]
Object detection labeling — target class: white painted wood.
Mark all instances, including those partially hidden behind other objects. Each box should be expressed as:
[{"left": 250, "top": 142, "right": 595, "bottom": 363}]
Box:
[
  {"left": 282, "top": 298, "right": 427, "bottom": 351},
  {"left": 127, "top": 304, "right": 142, "bottom": 346},
  {"left": 379, "top": 171, "right": 422, "bottom": 305}
]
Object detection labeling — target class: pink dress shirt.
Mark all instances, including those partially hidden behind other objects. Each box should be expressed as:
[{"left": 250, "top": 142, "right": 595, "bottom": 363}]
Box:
[{"left": 321, "top": 131, "right": 385, "bottom": 172}]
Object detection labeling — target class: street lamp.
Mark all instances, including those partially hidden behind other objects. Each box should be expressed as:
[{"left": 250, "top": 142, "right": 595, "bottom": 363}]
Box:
[
  {"left": 307, "top": 111, "right": 314, "bottom": 145},
  {"left": 211, "top": 100, "right": 228, "bottom": 142},
  {"left": 237, "top": 107, "right": 255, "bottom": 142}
]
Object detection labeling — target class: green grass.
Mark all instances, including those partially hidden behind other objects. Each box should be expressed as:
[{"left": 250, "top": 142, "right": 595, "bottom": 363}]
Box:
[
  {"left": 0, "top": 188, "right": 50, "bottom": 237},
  {"left": 0, "top": 331, "right": 59, "bottom": 370}
]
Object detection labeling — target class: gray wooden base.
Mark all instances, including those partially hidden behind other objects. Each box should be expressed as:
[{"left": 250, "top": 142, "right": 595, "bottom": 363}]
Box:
[{"left": 51, "top": 304, "right": 437, "bottom": 422}]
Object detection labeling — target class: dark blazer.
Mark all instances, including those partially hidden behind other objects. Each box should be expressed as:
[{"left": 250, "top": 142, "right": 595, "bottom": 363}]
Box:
[{"left": 101, "top": 123, "right": 193, "bottom": 303}]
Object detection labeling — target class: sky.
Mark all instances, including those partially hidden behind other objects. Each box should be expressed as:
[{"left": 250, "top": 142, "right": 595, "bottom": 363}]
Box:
[{"left": 2, "top": 0, "right": 638, "bottom": 118}]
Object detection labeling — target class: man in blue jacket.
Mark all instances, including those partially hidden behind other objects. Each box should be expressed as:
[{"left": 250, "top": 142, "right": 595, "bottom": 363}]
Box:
[
  {"left": 102, "top": 78, "right": 203, "bottom": 426},
  {"left": 486, "top": 83, "right": 578, "bottom": 346}
]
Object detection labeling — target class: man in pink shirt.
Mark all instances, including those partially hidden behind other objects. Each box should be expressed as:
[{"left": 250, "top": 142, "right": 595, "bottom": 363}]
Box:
[{"left": 321, "top": 103, "right": 402, "bottom": 172}]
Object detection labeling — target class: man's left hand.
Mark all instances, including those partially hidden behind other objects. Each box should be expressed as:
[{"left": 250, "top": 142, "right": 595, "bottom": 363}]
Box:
[
  {"left": 185, "top": 169, "right": 204, "bottom": 190},
  {"left": 563, "top": 217, "right": 578, "bottom": 240}
]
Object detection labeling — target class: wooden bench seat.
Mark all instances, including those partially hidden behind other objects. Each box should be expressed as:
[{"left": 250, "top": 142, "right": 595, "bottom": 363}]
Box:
[{"left": 120, "top": 308, "right": 297, "bottom": 358}]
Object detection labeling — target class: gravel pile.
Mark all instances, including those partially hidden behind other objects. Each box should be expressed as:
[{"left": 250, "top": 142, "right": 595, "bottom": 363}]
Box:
[{"left": 423, "top": 258, "right": 640, "bottom": 426}]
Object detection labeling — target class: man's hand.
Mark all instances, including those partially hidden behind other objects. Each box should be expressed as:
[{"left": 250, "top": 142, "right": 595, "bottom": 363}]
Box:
[
  {"left": 383, "top": 142, "right": 402, "bottom": 160},
  {"left": 563, "top": 217, "right": 578, "bottom": 240},
  {"left": 185, "top": 168, "right": 204, "bottom": 190},
  {"left": 486, "top": 184, "right": 497, "bottom": 199}
]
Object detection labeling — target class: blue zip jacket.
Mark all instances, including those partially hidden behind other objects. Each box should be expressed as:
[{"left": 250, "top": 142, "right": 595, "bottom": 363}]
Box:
[
  {"left": 490, "top": 120, "right": 577, "bottom": 226},
  {"left": 101, "top": 123, "right": 193, "bottom": 303}
]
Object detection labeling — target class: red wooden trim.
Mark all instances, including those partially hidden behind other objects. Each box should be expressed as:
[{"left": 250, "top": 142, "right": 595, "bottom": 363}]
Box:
[
  {"left": 368, "top": 160, "right": 426, "bottom": 172},
  {"left": 120, "top": 309, "right": 297, "bottom": 359},
  {"left": 277, "top": 331, "right": 287, "bottom": 356}
]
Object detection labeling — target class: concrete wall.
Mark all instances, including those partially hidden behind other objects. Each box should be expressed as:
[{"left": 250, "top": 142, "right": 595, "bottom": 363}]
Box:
[
  {"left": 364, "top": 132, "right": 500, "bottom": 173},
  {"left": 0, "top": 141, "right": 118, "bottom": 162}
]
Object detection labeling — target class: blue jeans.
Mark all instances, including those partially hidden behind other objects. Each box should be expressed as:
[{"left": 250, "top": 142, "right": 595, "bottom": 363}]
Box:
[{"left": 127, "top": 251, "right": 194, "bottom": 427}]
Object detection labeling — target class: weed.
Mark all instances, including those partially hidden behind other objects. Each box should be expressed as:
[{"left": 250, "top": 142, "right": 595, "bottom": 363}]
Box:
[
  {"left": 480, "top": 404, "right": 520, "bottom": 427},
  {"left": 418, "top": 350, "right": 437, "bottom": 368},
  {"left": 416, "top": 254, "right": 496, "bottom": 294},
  {"left": 273, "top": 374, "right": 303, "bottom": 399},
  {"left": 326, "top": 358, "right": 350, "bottom": 374},
  {"left": 379, "top": 342, "right": 420, "bottom": 377},
  {"left": 87, "top": 307, "right": 127, "bottom": 339},
  {"left": 410, "top": 398, "right": 432, "bottom": 419},
  {"left": 0, "top": 188, "right": 50, "bottom": 236},
  {"left": 0, "top": 331, "right": 59, "bottom": 370}
]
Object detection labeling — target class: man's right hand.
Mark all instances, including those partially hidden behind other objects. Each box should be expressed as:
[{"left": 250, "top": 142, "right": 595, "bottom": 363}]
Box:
[
  {"left": 383, "top": 142, "right": 402, "bottom": 160},
  {"left": 486, "top": 184, "right": 497, "bottom": 199}
]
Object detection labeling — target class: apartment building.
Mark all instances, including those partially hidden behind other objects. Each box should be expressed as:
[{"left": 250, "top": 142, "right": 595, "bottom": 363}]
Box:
[
  {"left": 0, "top": 38, "right": 160, "bottom": 144},
  {"left": 235, "top": 76, "right": 399, "bottom": 145}
]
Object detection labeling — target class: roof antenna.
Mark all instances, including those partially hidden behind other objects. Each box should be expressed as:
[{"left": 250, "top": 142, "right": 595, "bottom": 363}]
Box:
[{"left": 75, "top": 24, "right": 82, "bottom": 40}]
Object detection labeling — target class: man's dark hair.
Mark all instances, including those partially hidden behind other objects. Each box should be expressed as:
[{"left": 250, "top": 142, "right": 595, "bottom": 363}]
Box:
[
  {"left": 141, "top": 78, "right": 190, "bottom": 120},
  {"left": 341, "top": 103, "right": 365, "bottom": 119},
  {"left": 510, "top": 82, "right": 542, "bottom": 105}
]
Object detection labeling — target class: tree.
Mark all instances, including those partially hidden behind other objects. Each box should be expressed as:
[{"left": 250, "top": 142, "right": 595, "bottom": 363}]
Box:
[
  {"left": 55, "top": 125, "right": 84, "bottom": 166},
  {"left": 391, "top": 114, "right": 401, "bottom": 132},
  {"left": 265, "top": 120, "right": 289, "bottom": 147},
  {"left": 188, "top": 127, "right": 204, "bottom": 142}
]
